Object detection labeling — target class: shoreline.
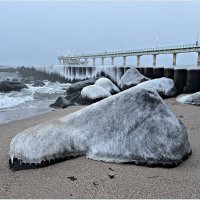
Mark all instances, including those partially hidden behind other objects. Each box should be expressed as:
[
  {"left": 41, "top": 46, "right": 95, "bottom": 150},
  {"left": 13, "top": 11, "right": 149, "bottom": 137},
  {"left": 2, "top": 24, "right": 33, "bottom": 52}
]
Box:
[{"left": 1, "top": 99, "right": 200, "bottom": 198}]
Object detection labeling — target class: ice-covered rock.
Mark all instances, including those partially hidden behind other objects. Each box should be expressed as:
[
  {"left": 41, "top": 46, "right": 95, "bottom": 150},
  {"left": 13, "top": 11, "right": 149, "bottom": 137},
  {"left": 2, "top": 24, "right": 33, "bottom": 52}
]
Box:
[
  {"left": 119, "top": 68, "right": 149, "bottom": 90},
  {"left": 95, "top": 77, "right": 120, "bottom": 94},
  {"left": 50, "top": 92, "right": 81, "bottom": 109},
  {"left": 136, "top": 77, "right": 177, "bottom": 97},
  {"left": 9, "top": 87, "right": 191, "bottom": 170},
  {"left": 76, "top": 85, "right": 111, "bottom": 105},
  {"left": 66, "top": 78, "right": 97, "bottom": 95},
  {"left": 176, "top": 92, "right": 200, "bottom": 106}
]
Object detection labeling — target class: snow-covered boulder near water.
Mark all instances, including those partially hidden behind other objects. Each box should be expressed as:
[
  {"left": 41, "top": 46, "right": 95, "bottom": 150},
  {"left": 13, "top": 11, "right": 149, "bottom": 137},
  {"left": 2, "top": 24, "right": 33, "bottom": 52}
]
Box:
[
  {"left": 95, "top": 77, "right": 120, "bottom": 94},
  {"left": 136, "top": 77, "right": 177, "bottom": 98},
  {"left": 119, "top": 68, "right": 149, "bottom": 90},
  {"left": 76, "top": 85, "right": 111, "bottom": 105},
  {"left": 176, "top": 92, "right": 200, "bottom": 106},
  {"left": 9, "top": 87, "right": 191, "bottom": 170}
]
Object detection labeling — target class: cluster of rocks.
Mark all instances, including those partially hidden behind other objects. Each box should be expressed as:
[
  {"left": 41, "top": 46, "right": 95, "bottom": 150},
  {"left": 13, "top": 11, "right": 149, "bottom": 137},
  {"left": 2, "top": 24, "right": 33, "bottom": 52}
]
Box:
[
  {"left": 0, "top": 79, "right": 45, "bottom": 93},
  {"left": 50, "top": 68, "right": 177, "bottom": 109},
  {"left": 8, "top": 67, "right": 193, "bottom": 170}
]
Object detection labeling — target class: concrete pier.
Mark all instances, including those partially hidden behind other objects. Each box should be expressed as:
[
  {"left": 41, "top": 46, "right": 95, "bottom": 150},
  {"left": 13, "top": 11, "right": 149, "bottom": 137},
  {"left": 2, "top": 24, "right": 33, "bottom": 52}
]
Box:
[
  {"left": 101, "top": 57, "right": 105, "bottom": 65},
  {"left": 174, "top": 68, "right": 187, "bottom": 94},
  {"left": 198, "top": 52, "right": 200, "bottom": 66},
  {"left": 111, "top": 57, "right": 115, "bottom": 65},
  {"left": 58, "top": 43, "right": 200, "bottom": 66},
  {"left": 184, "top": 68, "right": 200, "bottom": 93},
  {"left": 93, "top": 58, "right": 96, "bottom": 66},
  {"left": 123, "top": 56, "right": 126, "bottom": 65},
  {"left": 137, "top": 56, "right": 141, "bottom": 66},
  {"left": 173, "top": 53, "right": 177, "bottom": 66},
  {"left": 164, "top": 68, "right": 174, "bottom": 79},
  {"left": 153, "top": 67, "right": 164, "bottom": 79},
  {"left": 153, "top": 55, "right": 157, "bottom": 66}
]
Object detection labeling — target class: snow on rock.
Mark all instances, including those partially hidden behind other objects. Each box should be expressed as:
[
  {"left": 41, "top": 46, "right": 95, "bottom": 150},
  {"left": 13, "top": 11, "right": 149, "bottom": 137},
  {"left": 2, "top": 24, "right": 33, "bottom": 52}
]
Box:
[
  {"left": 136, "top": 77, "right": 177, "bottom": 97},
  {"left": 66, "top": 78, "right": 97, "bottom": 95},
  {"left": 76, "top": 85, "right": 111, "bottom": 105},
  {"left": 95, "top": 77, "right": 120, "bottom": 94},
  {"left": 119, "top": 68, "right": 149, "bottom": 90},
  {"left": 9, "top": 87, "right": 191, "bottom": 170},
  {"left": 176, "top": 92, "right": 200, "bottom": 106}
]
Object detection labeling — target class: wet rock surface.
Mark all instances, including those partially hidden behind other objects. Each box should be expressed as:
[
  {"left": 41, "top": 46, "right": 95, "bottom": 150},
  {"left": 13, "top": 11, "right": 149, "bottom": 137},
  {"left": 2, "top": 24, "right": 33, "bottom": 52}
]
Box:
[
  {"left": 50, "top": 92, "right": 81, "bottom": 109},
  {"left": 32, "top": 80, "right": 45, "bottom": 87},
  {"left": 0, "top": 80, "right": 28, "bottom": 92},
  {"left": 9, "top": 87, "right": 191, "bottom": 170}
]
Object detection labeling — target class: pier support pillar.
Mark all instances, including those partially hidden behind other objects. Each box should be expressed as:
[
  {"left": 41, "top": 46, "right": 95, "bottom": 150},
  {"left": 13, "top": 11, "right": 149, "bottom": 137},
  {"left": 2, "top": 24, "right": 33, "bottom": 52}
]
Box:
[
  {"left": 198, "top": 52, "right": 200, "bottom": 66},
  {"left": 111, "top": 57, "right": 115, "bottom": 65},
  {"left": 173, "top": 53, "right": 177, "bottom": 66},
  {"left": 101, "top": 57, "right": 105, "bottom": 65},
  {"left": 85, "top": 58, "right": 88, "bottom": 65},
  {"left": 153, "top": 54, "right": 157, "bottom": 66},
  {"left": 93, "top": 58, "right": 96, "bottom": 66},
  {"left": 123, "top": 56, "right": 127, "bottom": 65},
  {"left": 137, "top": 56, "right": 141, "bottom": 66}
]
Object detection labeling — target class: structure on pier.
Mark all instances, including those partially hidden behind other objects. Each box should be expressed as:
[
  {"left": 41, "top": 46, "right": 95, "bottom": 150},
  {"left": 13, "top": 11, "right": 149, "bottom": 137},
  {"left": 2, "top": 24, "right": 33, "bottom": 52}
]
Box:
[
  {"left": 58, "top": 43, "right": 200, "bottom": 66},
  {"left": 57, "top": 57, "right": 88, "bottom": 66}
]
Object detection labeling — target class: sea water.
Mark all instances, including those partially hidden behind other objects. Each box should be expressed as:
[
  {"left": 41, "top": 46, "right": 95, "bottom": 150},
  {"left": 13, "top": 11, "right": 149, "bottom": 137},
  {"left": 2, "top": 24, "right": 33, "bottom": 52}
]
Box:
[{"left": 0, "top": 72, "right": 71, "bottom": 124}]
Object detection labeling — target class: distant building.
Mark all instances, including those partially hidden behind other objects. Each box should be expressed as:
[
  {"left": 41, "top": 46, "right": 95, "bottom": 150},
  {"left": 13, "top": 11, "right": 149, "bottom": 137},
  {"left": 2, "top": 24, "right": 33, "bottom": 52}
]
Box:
[{"left": 58, "top": 56, "right": 88, "bottom": 65}]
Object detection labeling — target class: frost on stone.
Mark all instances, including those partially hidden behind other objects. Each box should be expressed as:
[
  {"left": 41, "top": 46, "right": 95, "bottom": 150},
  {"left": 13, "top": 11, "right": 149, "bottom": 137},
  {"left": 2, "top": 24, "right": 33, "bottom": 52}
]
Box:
[
  {"left": 119, "top": 68, "right": 149, "bottom": 90},
  {"left": 81, "top": 85, "right": 111, "bottom": 99},
  {"left": 75, "top": 85, "right": 111, "bottom": 105},
  {"left": 176, "top": 92, "right": 200, "bottom": 106},
  {"left": 136, "top": 77, "right": 177, "bottom": 97},
  {"left": 9, "top": 87, "right": 191, "bottom": 170},
  {"left": 95, "top": 77, "right": 120, "bottom": 94}
]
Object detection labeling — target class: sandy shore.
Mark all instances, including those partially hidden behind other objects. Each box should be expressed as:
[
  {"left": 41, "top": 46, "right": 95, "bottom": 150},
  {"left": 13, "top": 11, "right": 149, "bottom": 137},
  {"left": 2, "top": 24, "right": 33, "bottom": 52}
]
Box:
[{"left": 0, "top": 100, "right": 200, "bottom": 198}]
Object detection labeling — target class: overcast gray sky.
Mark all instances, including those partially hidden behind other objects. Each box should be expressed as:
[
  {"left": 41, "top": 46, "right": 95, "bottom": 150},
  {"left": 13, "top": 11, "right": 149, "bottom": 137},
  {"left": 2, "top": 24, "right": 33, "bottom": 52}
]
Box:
[{"left": 0, "top": 1, "right": 200, "bottom": 66}]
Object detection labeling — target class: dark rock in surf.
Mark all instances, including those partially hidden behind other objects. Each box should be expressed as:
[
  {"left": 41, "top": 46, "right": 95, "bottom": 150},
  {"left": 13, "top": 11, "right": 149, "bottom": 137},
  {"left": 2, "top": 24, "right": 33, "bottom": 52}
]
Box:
[
  {"left": 50, "top": 92, "right": 81, "bottom": 109},
  {"left": 32, "top": 80, "right": 45, "bottom": 87},
  {"left": 0, "top": 80, "right": 27, "bottom": 92}
]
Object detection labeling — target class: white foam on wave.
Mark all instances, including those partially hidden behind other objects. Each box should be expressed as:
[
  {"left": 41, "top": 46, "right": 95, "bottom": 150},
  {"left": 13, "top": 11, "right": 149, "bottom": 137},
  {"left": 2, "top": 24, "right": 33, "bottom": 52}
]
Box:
[{"left": 0, "top": 93, "right": 34, "bottom": 109}]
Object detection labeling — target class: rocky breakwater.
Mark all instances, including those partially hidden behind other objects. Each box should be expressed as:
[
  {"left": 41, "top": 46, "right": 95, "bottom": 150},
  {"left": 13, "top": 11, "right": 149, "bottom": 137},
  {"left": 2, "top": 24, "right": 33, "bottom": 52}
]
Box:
[{"left": 9, "top": 86, "right": 191, "bottom": 170}]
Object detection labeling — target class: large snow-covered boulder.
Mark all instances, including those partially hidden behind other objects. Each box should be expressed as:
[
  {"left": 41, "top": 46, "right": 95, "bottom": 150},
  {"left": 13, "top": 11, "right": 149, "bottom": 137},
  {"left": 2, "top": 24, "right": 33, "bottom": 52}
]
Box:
[
  {"left": 76, "top": 85, "right": 111, "bottom": 105},
  {"left": 119, "top": 68, "right": 149, "bottom": 90},
  {"left": 136, "top": 77, "right": 177, "bottom": 97},
  {"left": 176, "top": 92, "right": 200, "bottom": 106},
  {"left": 9, "top": 87, "right": 191, "bottom": 170},
  {"left": 95, "top": 77, "right": 120, "bottom": 94}
]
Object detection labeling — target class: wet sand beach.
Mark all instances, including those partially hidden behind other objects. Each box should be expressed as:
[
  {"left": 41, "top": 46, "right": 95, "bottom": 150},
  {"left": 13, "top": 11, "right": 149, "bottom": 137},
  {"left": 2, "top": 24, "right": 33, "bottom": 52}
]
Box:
[{"left": 0, "top": 100, "right": 200, "bottom": 198}]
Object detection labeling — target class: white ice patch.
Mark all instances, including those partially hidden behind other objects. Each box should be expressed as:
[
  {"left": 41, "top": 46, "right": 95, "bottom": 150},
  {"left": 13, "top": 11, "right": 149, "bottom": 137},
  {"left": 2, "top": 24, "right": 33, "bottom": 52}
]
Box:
[
  {"left": 81, "top": 85, "right": 111, "bottom": 99},
  {"left": 119, "top": 68, "right": 148, "bottom": 90},
  {"left": 9, "top": 87, "right": 191, "bottom": 166},
  {"left": 136, "top": 77, "right": 176, "bottom": 97},
  {"left": 176, "top": 92, "right": 200, "bottom": 105},
  {"left": 95, "top": 77, "right": 120, "bottom": 94}
]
